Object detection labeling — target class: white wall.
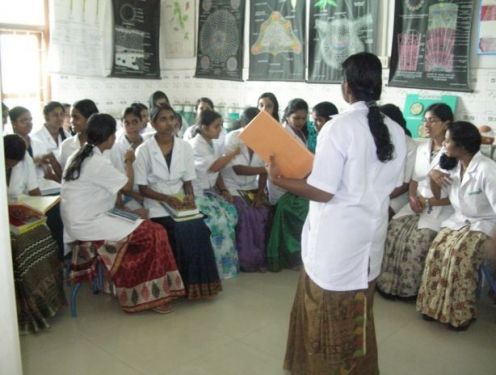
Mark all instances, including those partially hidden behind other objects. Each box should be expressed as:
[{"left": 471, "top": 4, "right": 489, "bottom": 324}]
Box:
[{"left": 49, "top": 1, "right": 496, "bottom": 127}]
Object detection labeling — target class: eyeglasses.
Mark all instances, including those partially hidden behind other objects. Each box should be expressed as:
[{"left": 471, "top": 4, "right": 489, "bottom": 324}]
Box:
[{"left": 422, "top": 117, "right": 440, "bottom": 124}]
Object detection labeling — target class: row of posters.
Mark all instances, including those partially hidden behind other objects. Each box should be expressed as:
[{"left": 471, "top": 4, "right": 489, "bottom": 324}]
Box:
[{"left": 110, "top": 0, "right": 477, "bottom": 92}]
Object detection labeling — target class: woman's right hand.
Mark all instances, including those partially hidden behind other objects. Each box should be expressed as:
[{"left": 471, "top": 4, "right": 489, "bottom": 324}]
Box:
[{"left": 409, "top": 195, "right": 424, "bottom": 214}]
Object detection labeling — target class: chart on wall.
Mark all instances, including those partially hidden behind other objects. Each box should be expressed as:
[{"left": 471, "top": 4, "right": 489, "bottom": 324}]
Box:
[
  {"left": 308, "top": 0, "right": 378, "bottom": 83},
  {"left": 110, "top": 0, "right": 161, "bottom": 79},
  {"left": 194, "top": 0, "right": 245, "bottom": 81},
  {"left": 48, "top": 0, "right": 106, "bottom": 77},
  {"left": 478, "top": 0, "right": 496, "bottom": 54},
  {"left": 164, "top": 0, "right": 196, "bottom": 58},
  {"left": 389, "top": 0, "right": 473, "bottom": 92},
  {"left": 248, "top": 0, "right": 305, "bottom": 81}
]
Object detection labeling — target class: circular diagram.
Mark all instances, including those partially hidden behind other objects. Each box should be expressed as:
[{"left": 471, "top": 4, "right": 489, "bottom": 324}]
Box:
[
  {"left": 200, "top": 10, "right": 239, "bottom": 63},
  {"left": 410, "top": 102, "right": 424, "bottom": 116}
]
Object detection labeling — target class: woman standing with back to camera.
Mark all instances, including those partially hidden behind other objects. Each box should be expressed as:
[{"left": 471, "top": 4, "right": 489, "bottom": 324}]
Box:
[{"left": 268, "top": 52, "right": 406, "bottom": 374}]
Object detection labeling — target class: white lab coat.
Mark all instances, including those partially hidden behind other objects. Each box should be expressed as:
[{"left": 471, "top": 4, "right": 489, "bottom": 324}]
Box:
[
  {"left": 183, "top": 125, "right": 226, "bottom": 154},
  {"left": 221, "top": 128, "right": 264, "bottom": 196},
  {"left": 134, "top": 136, "right": 196, "bottom": 218},
  {"left": 301, "top": 101, "right": 407, "bottom": 291},
  {"left": 188, "top": 134, "right": 221, "bottom": 196},
  {"left": 58, "top": 135, "right": 81, "bottom": 169},
  {"left": 441, "top": 151, "right": 496, "bottom": 236},
  {"left": 60, "top": 147, "right": 142, "bottom": 243},
  {"left": 7, "top": 154, "right": 38, "bottom": 197},
  {"left": 393, "top": 139, "right": 454, "bottom": 231}
]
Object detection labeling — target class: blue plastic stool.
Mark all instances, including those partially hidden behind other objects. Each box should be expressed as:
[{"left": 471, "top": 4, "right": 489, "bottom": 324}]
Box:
[{"left": 70, "top": 260, "right": 105, "bottom": 318}]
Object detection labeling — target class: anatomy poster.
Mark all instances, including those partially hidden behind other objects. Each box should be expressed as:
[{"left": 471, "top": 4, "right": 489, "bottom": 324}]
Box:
[
  {"left": 110, "top": 0, "right": 161, "bottom": 79},
  {"left": 389, "top": 0, "right": 473, "bottom": 92},
  {"left": 164, "top": 0, "right": 196, "bottom": 58},
  {"left": 478, "top": 0, "right": 496, "bottom": 54},
  {"left": 194, "top": 0, "right": 245, "bottom": 81},
  {"left": 249, "top": 0, "right": 305, "bottom": 81},
  {"left": 308, "top": 0, "right": 378, "bottom": 83}
]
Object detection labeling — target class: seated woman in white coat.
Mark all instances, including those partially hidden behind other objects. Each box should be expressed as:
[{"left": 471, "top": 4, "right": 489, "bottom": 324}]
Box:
[
  {"left": 134, "top": 104, "right": 222, "bottom": 299},
  {"left": 417, "top": 121, "right": 496, "bottom": 330},
  {"left": 222, "top": 107, "right": 271, "bottom": 272},
  {"left": 61, "top": 114, "right": 185, "bottom": 313},
  {"left": 109, "top": 105, "right": 151, "bottom": 213},
  {"left": 188, "top": 109, "right": 240, "bottom": 279},
  {"left": 378, "top": 103, "right": 454, "bottom": 299},
  {"left": 58, "top": 99, "right": 98, "bottom": 169},
  {"left": 266, "top": 99, "right": 312, "bottom": 272},
  {"left": 5, "top": 134, "right": 66, "bottom": 333}
]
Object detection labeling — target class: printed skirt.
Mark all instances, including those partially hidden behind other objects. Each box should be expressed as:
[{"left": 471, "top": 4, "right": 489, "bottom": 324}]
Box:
[
  {"left": 284, "top": 270, "right": 379, "bottom": 375},
  {"left": 416, "top": 226, "right": 487, "bottom": 327},
  {"left": 232, "top": 196, "right": 270, "bottom": 272},
  {"left": 266, "top": 192, "right": 308, "bottom": 272},
  {"left": 377, "top": 215, "right": 437, "bottom": 298},
  {"left": 196, "top": 193, "right": 239, "bottom": 279},
  {"left": 152, "top": 216, "right": 222, "bottom": 299},
  {"left": 70, "top": 220, "right": 185, "bottom": 312},
  {"left": 11, "top": 225, "right": 66, "bottom": 334}
]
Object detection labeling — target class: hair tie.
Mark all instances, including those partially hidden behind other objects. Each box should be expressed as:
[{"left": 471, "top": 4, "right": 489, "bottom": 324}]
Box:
[{"left": 366, "top": 100, "right": 378, "bottom": 108}]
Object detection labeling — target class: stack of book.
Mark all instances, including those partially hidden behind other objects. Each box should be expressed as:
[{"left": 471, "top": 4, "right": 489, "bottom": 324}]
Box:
[
  {"left": 8, "top": 195, "right": 60, "bottom": 235},
  {"left": 160, "top": 193, "right": 203, "bottom": 222}
]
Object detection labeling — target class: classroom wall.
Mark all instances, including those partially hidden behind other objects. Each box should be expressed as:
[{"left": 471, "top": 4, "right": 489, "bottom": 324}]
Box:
[{"left": 49, "top": 0, "right": 496, "bottom": 128}]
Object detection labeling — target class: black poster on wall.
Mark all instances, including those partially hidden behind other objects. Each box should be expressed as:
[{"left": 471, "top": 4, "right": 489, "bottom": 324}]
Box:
[
  {"left": 194, "top": 0, "right": 245, "bottom": 81},
  {"left": 389, "top": 0, "right": 473, "bottom": 92},
  {"left": 110, "top": 0, "right": 161, "bottom": 79},
  {"left": 308, "top": 0, "right": 378, "bottom": 83},
  {"left": 248, "top": 0, "right": 305, "bottom": 81}
]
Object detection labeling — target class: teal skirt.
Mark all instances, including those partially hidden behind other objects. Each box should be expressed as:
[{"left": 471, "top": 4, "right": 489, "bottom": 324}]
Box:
[
  {"left": 267, "top": 192, "right": 309, "bottom": 272},
  {"left": 196, "top": 193, "right": 239, "bottom": 279}
]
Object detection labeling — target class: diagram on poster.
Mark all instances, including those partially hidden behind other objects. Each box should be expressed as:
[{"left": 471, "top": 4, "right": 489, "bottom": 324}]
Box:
[{"left": 195, "top": 0, "right": 244, "bottom": 80}]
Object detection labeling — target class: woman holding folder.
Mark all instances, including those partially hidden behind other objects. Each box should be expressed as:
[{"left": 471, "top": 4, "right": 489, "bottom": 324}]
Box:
[
  {"left": 266, "top": 99, "right": 311, "bottom": 272},
  {"left": 268, "top": 52, "right": 407, "bottom": 374}
]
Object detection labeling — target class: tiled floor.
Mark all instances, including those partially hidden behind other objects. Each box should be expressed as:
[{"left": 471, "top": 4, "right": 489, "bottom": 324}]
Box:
[{"left": 20, "top": 271, "right": 496, "bottom": 375}]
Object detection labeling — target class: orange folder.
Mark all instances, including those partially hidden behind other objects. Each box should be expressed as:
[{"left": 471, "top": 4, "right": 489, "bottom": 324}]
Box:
[{"left": 238, "top": 111, "right": 314, "bottom": 179}]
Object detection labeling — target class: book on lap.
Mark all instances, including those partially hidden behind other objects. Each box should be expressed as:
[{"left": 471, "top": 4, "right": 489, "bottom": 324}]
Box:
[
  {"left": 106, "top": 207, "right": 141, "bottom": 223},
  {"left": 8, "top": 204, "right": 47, "bottom": 235},
  {"left": 238, "top": 111, "right": 314, "bottom": 179}
]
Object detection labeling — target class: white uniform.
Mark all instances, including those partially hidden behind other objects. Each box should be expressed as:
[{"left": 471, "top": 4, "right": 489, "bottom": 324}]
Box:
[
  {"left": 266, "top": 123, "right": 306, "bottom": 205},
  {"left": 302, "top": 101, "right": 407, "bottom": 291},
  {"left": 7, "top": 154, "right": 38, "bottom": 197},
  {"left": 32, "top": 125, "right": 70, "bottom": 156},
  {"left": 221, "top": 128, "right": 264, "bottom": 196},
  {"left": 30, "top": 129, "right": 65, "bottom": 195},
  {"left": 60, "top": 147, "right": 142, "bottom": 243},
  {"left": 441, "top": 151, "right": 496, "bottom": 236},
  {"left": 187, "top": 134, "right": 221, "bottom": 196},
  {"left": 58, "top": 135, "right": 81, "bottom": 169},
  {"left": 393, "top": 139, "right": 454, "bottom": 231},
  {"left": 183, "top": 125, "right": 226, "bottom": 154},
  {"left": 390, "top": 136, "right": 417, "bottom": 213},
  {"left": 134, "top": 137, "right": 196, "bottom": 218}
]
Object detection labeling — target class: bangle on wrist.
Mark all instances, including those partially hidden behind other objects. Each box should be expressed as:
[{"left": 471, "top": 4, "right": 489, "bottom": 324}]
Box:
[{"left": 426, "top": 198, "right": 433, "bottom": 214}]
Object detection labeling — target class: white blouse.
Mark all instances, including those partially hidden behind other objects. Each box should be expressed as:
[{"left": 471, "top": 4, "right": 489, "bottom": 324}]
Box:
[
  {"left": 134, "top": 136, "right": 196, "bottom": 218},
  {"left": 61, "top": 147, "right": 142, "bottom": 243},
  {"left": 301, "top": 101, "right": 407, "bottom": 291},
  {"left": 221, "top": 128, "right": 265, "bottom": 196},
  {"left": 390, "top": 136, "right": 417, "bottom": 212}
]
